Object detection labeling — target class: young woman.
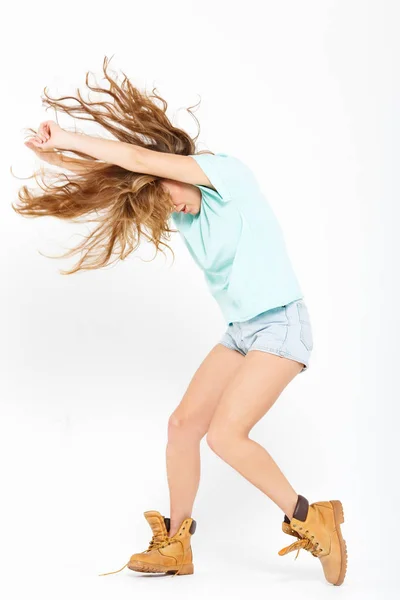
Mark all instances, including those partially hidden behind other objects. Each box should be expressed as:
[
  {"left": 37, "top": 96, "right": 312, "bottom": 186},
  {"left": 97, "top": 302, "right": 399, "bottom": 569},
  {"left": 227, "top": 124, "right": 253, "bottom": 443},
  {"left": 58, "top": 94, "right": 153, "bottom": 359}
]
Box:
[{"left": 14, "top": 58, "right": 347, "bottom": 586}]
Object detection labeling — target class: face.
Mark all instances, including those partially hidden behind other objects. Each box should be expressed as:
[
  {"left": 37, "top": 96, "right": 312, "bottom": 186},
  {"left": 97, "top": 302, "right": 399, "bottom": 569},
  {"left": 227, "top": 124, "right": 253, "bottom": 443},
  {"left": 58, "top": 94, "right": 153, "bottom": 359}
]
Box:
[{"left": 161, "top": 179, "right": 201, "bottom": 215}]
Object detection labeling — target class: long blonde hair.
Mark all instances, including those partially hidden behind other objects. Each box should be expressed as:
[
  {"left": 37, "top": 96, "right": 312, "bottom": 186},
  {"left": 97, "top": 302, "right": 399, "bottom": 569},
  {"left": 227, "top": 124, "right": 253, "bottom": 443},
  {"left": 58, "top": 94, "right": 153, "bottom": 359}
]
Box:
[{"left": 12, "top": 57, "right": 203, "bottom": 275}]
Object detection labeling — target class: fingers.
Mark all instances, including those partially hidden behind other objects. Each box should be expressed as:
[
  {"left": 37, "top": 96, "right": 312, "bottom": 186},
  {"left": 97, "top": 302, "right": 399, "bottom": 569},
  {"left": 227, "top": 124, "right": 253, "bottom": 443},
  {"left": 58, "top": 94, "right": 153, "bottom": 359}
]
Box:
[
  {"left": 28, "top": 132, "right": 48, "bottom": 147},
  {"left": 26, "top": 136, "right": 44, "bottom": 148},
  {"left": 37, "top": 122, "right": 50, "bottom": 143},
  {"left": 25, "top": 136, "right": 50, "bottom": 150},
  {"left": 25, "top": 120, "right": 58, "bottom": 150},
  {"left": 25, "top": 140, "right": 48, "bottom": 157},
  {"left": 25, "top": 138, "right": 41, "bottom": 149}
]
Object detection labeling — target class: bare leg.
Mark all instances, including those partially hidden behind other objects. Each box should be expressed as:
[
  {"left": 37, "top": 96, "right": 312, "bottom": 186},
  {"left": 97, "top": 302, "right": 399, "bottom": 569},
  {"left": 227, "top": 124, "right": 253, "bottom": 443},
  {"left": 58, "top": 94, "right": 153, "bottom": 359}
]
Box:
[
  {"left": 166, "top": 343, "right": 244, "bottom": 537},
  {"left": 207, "top": 350, "right": 303, "bottom": 520}
]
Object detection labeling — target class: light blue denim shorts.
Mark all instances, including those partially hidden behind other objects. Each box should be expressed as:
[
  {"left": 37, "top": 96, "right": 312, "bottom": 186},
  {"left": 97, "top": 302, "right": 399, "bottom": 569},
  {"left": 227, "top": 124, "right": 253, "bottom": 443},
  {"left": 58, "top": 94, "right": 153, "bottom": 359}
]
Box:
[{"left": 219, "top": 298, "right": 313, "bottom": 373}]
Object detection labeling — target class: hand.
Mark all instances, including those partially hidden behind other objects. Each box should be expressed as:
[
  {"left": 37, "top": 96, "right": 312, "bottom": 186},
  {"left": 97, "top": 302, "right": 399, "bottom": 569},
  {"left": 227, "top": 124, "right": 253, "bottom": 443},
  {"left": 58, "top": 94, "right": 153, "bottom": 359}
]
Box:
[
  {"left": 24, "top": 120, "right": 71, "bottom": 151},
  {"left": 24, "top": 140, "right": 62, "bottom": 167}
]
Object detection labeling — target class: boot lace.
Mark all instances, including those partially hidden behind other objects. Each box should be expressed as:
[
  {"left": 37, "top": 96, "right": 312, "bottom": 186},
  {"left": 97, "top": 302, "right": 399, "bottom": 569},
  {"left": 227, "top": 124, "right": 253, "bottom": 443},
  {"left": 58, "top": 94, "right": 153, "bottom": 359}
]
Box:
[
  {"left": 278, "top": 531, "right": 324, "bottom": 560},
  {"left": 98, "top": 535, "right": 186, "bottom": 577},
  {"left": 146, "top": 533, "right": 169, "bottom": 552}
]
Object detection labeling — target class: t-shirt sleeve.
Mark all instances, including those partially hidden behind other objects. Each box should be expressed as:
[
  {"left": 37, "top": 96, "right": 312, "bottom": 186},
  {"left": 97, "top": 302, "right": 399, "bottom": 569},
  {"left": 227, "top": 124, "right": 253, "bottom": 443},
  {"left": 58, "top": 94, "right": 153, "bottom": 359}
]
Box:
[{"left": 189, "top": 153, "right": 252, "bottom": 203}]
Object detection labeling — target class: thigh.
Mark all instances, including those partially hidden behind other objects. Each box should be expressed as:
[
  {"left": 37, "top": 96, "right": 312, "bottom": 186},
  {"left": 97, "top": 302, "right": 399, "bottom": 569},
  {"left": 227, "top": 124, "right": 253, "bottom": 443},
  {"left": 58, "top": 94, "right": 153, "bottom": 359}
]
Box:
[
  {"left": 170, "top": 343, "right": 245, "bottom": 436},
  {"left": 210, "top": 350, "right": 303, "bottom": 436}
]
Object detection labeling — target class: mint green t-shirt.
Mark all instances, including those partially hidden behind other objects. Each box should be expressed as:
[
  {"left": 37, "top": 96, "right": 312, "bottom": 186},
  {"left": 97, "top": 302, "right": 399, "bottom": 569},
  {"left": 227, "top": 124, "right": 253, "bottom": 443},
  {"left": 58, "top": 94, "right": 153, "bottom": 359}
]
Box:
[{"left": 170, "top": 152, "right": 303, "bottom": 325}]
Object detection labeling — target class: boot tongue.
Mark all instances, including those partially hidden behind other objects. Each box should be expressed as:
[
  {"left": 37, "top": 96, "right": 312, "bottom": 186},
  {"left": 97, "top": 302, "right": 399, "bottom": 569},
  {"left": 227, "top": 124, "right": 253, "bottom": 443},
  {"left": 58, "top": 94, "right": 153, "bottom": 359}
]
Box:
[
  {"left": 144, "top": 511, "right": 168, "bottom": 542},
  {"left": 282, "top": 521, "right": 302, "bottom": 539}
]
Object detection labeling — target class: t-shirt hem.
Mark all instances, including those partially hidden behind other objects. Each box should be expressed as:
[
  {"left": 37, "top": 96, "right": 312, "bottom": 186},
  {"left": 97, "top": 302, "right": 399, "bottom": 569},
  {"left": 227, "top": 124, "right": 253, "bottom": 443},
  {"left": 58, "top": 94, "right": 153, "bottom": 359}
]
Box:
[{"left": 224, "top": 295, "right": 304, "bottom": 325}]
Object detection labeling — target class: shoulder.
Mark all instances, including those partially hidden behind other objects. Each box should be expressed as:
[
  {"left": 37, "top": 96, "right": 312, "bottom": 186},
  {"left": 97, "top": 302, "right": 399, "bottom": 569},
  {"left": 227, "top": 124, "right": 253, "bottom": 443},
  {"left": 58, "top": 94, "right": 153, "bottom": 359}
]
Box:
[
  {"left": 189, "top": 152, "right": 254, "bottom": 201},
  {"left": 191, "top": 152, "right": 249, "bottom": 171}
]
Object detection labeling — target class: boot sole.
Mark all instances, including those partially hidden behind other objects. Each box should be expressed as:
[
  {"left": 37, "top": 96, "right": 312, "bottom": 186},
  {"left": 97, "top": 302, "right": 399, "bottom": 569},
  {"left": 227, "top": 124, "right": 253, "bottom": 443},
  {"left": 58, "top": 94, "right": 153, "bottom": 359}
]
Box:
[
  {"left": 331, "top": 500, "right": 347, "bottom": 586},
  {"left": 128, "top": 560, "right": 194, "bottom": 575}
]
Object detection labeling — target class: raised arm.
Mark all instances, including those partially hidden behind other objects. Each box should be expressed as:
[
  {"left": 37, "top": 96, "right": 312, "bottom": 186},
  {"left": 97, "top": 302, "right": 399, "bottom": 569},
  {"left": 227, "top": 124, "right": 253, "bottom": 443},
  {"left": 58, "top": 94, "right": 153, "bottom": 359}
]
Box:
[
  {"left": 27, "top": 120, "right": 216, "bottom": 189},
  {"left": 68, "top": 135, "right": 216, "bottom": 189}
]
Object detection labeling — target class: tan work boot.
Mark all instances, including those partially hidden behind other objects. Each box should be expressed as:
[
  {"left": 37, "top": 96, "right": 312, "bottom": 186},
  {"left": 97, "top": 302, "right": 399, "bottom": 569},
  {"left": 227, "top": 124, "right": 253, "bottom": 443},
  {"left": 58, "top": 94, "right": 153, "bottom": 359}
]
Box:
[
  {"left": 278, "top": 495, "right": 348, "bottom": 586},
  {"left": 99, "top": 510, "right": 196, "bottom": 577}
]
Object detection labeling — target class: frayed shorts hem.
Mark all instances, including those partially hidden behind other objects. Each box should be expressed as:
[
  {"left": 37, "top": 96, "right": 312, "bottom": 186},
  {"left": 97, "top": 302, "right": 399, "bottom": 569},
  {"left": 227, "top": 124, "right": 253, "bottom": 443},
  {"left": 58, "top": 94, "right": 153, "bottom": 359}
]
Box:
[
  {"left": 249, "top": 345, "right": 309, "bottom": 372},
  {"left": 218, "top": 341, "right": 309, "bottom": 373}
]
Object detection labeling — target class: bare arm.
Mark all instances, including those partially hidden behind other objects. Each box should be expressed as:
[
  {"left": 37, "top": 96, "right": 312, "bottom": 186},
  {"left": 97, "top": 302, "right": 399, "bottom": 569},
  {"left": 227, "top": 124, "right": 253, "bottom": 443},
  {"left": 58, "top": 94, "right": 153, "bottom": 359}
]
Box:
[
  {"left": 66, "top": 133, "right": 215, "bottom": 188},
  {"left": 26, "top": 120, "right": 216, "bottom": 189}
]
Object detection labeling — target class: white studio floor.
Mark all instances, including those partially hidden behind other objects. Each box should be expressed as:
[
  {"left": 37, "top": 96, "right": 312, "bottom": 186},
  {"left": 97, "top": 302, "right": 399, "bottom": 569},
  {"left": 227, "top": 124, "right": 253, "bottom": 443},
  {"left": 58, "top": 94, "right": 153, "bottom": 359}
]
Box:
[
  {"left": 0, "top": 552, "right": 389, "bottom": 600},
  {"left": 0, "top": 405, "right": 389, "bottom": 600}
]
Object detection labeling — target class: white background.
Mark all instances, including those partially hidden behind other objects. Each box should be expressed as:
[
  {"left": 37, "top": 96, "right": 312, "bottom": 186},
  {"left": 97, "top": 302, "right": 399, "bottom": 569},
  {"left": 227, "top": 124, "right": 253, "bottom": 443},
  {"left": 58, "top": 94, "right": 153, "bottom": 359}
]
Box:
[{"left": 1, "top": 1, "right": 398, "bottom": 599}]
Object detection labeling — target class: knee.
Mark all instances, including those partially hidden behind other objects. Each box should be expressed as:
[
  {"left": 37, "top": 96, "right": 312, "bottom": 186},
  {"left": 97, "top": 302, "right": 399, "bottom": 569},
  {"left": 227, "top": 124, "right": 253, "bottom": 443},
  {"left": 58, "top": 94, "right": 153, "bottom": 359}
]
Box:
[
  {"left": 206, "top": 422, "right": 234, "bottom": 457},
  {"left": 167, "top": 412, "right": 204, "bottom": 444}
]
